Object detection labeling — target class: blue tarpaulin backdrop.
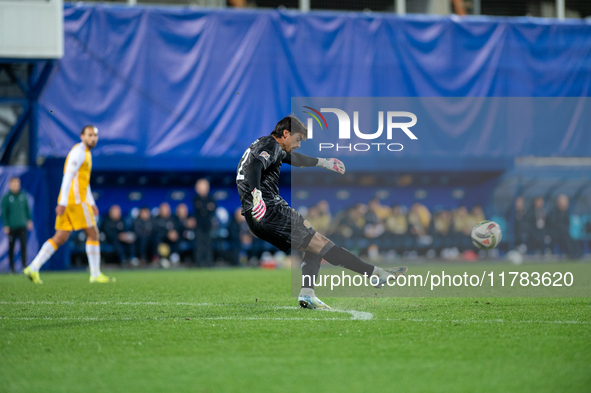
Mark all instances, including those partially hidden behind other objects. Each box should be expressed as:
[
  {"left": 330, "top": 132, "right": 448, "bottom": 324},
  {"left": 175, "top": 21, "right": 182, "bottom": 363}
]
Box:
[{"left": 37, "top": 5, "right": 591, "bottom": 171}]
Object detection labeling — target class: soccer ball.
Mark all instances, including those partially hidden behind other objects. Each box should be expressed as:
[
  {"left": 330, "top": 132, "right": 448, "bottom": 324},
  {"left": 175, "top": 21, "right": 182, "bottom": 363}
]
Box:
[{"left": 471, "top": 220, "right": 502, "bottom": 250}]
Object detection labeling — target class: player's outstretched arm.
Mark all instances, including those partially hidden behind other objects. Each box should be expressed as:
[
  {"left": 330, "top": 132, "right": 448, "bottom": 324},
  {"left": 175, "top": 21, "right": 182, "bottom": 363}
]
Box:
[
  {"left": 283, "top": 153, "right": 345, "bottom": 174},
  {"left": 282, "top": 152, "right": 317, "bottom": 167}
]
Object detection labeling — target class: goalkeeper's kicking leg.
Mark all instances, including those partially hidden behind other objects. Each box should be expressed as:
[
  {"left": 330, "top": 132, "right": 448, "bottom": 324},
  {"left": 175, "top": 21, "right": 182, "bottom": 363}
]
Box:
[{"left": 298, "top": 232, "right": 407, "bottom": 310}]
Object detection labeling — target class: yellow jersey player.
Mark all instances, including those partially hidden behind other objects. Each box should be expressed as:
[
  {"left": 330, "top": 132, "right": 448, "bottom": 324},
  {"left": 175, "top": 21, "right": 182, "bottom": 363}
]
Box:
[{"left": 24, "top": 125, "right": 114, "bottom": 284}]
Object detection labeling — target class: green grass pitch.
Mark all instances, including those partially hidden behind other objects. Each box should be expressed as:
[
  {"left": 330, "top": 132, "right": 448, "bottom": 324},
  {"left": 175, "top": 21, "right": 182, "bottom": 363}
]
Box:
[{"left": 1, "top": 267, "right": 590, "bottom": 393}]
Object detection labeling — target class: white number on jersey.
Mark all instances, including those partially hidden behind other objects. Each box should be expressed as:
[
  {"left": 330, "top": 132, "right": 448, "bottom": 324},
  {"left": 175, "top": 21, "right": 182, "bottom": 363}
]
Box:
[{"left": 236, "top": 148, "right": 251, "bottom": 181}]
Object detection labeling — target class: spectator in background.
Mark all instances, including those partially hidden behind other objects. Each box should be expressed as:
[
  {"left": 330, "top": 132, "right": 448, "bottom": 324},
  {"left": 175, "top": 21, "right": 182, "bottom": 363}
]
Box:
[
  {"left": 100, "top": 205, "right": 135, "bottom": 265},
  {"left": 526, "top": 197, "right": 549, "bottom": 253},
  {"left": 469, "top": 206, "right": 485, "bottom": 227},
  {"left": 513, "top": 196, "right": 529, "bottom": 249},
  {"left": 1, "top": 177, "right": 33, "bottom": 272},
  {"left": 365, "top": 199, "right": 387, "bottom": 239},
  {"left": 193, "top": 178, "right": 216, "bottom": 267},
  {"left": 227, "top": 207, "right": 253, "bottom": 265},
  {"left": 133, "top": 207, "right": 154, "bottom": 263},
  {"left": 433, "top": 210, "right": 452, "bottom": 236},
  {"left": 453, "top": 206, "right": 470, "bottom": 235},
  {"left": 364, "top": 199, "right": 380, "bottom": 227},
  {"left": 306, "top": 206, "right": 322, "bottom": 231},
  {"left": 306, "top": 200, "right": 331, "bottom": 235},
  {"left": 548, "top": 194, "right": 582, "bottom": 258},
  {"left": 408, "top": 203, "right": 432, "bottom": 252},
  {"left": 153, "top": 202, "right": 180, "bottom": 265},
  {"left": 341, "top": 203, "right": 367, "bottom": 239},
  {"left": 452, "top": 206, "right": 472, "bottom": 250},
  {"left": 384, "top": 205, "right": 410, "bottom": 254},
  {"left": 408, "top": 203, "right": 431, "bottom": 237},
  {"left": 431, "top": 209, "right": 456, "bottom": 257},
  {"left": 368, "top": 199, "right": 391, "bottom": 222},
  {"left": 172, "top": 203, "right": 196, "bottom": 262},
  {"left": 385, "top": 205, "right": 408, "bottom": 235},
  {"left": 316, "top": 200, "right": 331, "bottom": 228},
  {"left": 227, "top": 0, "right": 255, "bottom": 7}
]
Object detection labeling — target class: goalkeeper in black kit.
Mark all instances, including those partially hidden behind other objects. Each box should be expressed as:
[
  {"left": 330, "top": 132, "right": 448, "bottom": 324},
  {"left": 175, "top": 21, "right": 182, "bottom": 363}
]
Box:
[{"left": 236, "top": 115, "right": 407, "bottom": 309}]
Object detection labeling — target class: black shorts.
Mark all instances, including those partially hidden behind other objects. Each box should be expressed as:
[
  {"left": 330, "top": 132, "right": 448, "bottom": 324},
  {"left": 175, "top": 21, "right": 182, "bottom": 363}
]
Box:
[{"left": 244, "top": 204, "right": 316, "bottom": 253}]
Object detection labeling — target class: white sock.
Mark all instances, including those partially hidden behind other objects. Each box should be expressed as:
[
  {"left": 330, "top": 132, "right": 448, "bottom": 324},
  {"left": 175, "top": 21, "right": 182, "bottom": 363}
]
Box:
[
  {"left": 372, "top": 266, "right": 382, "bottom": 276},
  {"left": 299, "top": 287, "right": 315, "bottom": 297},
  {"left": 86, "top": 241, "right": 101, "bottom": 277},
  {"left": 29, "top": 240, "right": 57, "bottom": 272}
]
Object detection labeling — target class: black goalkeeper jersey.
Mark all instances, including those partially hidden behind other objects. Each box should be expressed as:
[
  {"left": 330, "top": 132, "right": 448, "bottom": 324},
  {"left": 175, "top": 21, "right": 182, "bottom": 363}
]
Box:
[{"left": 236, "top": 135, "right": 287, "bottom": 214}]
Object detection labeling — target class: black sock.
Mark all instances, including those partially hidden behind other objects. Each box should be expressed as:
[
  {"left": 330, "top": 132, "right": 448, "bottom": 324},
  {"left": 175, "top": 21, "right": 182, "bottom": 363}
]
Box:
[
  {"left": 322, "top": 246, "right": 375, "bottom": 276},
  {"left": 301, "top": 252, "right": 322, "bottom": 289}
]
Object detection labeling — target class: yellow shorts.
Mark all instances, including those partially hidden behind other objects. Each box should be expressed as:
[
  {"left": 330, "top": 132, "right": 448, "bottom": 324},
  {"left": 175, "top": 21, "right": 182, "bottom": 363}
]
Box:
[{"left": 55, "top": 202, "right": 96, "bottom": 231}]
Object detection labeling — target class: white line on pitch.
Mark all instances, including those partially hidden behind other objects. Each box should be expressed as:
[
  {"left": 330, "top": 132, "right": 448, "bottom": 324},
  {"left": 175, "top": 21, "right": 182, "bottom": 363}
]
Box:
[
  {"left": 0, "top": 301, "right": 373, "bottom": 320},
  {"left": 0, "top": 301, "right": 215, "bottom": 306},
  {"left": 275, "top": 306, "right": 373, "bottom": 320},
  {"left": 0, "top": 316, "right": 349, "bottom": 321},
  {"left": 384, "top": 318, "right": 590, "bottom": 325}
]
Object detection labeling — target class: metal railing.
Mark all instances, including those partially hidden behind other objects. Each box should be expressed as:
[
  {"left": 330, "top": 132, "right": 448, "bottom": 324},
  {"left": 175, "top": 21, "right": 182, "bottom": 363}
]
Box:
[{"left": 68, "top": 0, "right": 586, "bottom": 19}]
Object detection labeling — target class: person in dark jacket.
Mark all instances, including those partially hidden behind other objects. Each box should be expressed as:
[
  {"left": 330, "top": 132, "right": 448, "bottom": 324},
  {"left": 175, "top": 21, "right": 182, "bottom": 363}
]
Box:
[
  {"left": 1, "top": 177, "right": 33, "bottom": 272},
  {"left": 525, "top": 196, "right": 549, "bottom": 253},
  {"left": 513, "top": 196, "right": 529, "bottom": 249},
  {"left": 548, "top": 194, "right": 582, "bottom": 258},
  {"left": 153, "top": 202, "right": 179, "bottom": 263},
  {"left": 193, "top": 179, "right": 216, "bottom": 267},
  {"left": 171, "top": 203, "right": 196, "bottom": 262},
  {"left": 133, "top": 207, "right": 154, "bottom": 263},
  {"left": 100, "top": 204, "right": 135, "bottom": 265}
]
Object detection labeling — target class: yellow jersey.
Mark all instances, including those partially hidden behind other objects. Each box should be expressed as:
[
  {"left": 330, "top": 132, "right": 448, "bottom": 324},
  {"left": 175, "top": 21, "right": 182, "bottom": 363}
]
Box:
[{"left": 58, "top": 143, "right": 94, "bottom": 206}]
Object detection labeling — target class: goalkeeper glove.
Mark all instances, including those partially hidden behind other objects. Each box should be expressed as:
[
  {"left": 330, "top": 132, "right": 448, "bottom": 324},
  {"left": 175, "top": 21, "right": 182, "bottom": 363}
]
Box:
[
  {"left": 251, "top": 188, "right": 266, "bottom": 222},
  {"left": 316, "top": 158, "right": 345, "bottom": 175}
]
